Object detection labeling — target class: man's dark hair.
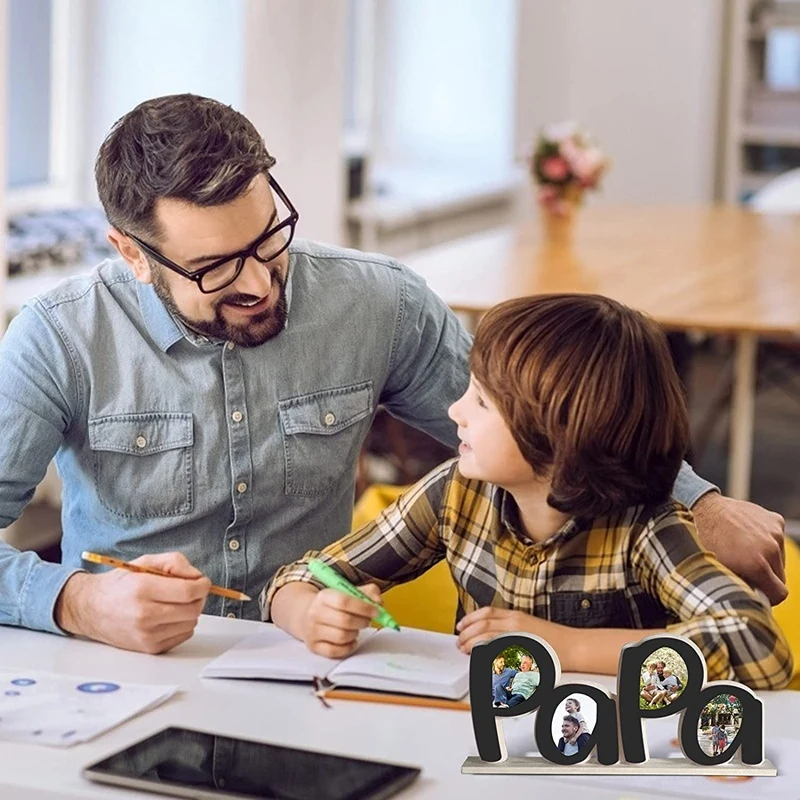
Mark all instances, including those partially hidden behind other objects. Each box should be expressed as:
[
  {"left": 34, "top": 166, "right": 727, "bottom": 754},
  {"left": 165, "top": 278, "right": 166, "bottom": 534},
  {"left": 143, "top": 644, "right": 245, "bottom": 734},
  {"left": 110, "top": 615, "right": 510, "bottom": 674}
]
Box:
[
  {"left": 95, "top": 93, "right": 276, "bottom": 242},
  {"left": 563, "top": 715, "right": 580, "bottom": 728},
  {"left": 471, "top": 294, "right": 689, "bottom": 518}
]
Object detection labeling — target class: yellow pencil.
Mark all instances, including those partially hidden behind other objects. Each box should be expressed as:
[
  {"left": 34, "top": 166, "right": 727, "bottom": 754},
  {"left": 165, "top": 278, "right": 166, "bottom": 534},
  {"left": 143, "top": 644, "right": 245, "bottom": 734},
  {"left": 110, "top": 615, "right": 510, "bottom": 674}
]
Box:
[
  {"left": 81, "top": 551, "right": 251, "bottom": 602},
  {"left": 318, "top": 687, "right": 471, "bottom": 712}
]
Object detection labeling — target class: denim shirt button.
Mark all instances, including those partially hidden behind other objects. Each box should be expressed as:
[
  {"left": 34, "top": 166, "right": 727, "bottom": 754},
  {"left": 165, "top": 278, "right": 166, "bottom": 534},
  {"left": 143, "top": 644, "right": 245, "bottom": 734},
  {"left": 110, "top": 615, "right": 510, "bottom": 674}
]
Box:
[
  {"left": 231, "top": 410, "right": 243, "bottom": 423},
  {"left": 225, "top": 341, "right": 235, "bottom": 351},
  {"left": 236, "top": 482, "right": 247, "bottom": 494},
  {"left": 324, "top": 412, "right": 336, "bottom": 426},
  {"left": 580, "top": 598, "right": 592, "bottom": 610},
  {"left": 135, "top": 435, "right": 146, "bottom": 448},
  {"left": 228, "top": 539, "right": 240, "bottom": 551}
]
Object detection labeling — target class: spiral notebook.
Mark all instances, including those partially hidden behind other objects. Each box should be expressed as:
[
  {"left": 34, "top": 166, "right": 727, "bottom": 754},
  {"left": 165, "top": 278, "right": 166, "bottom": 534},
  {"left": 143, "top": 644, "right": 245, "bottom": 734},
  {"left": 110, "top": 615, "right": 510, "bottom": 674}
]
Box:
[{"left": 201, "top": 624, "right": 470, "bottom": 700}]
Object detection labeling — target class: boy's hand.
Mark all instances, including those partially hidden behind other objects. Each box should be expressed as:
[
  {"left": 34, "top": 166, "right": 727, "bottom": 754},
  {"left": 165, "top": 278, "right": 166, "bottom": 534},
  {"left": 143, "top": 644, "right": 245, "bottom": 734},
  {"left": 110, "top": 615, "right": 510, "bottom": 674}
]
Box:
[
  {"left": 456, "top": 607, "right": 566, "bottom": 656},
  {"left": 300, "top": 583, "right": 383, "bottom": 659}
]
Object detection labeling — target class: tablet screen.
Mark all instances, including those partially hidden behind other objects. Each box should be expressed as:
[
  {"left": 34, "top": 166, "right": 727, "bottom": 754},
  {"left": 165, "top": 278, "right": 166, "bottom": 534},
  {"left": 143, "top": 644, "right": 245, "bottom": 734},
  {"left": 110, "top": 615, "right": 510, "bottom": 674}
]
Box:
[{"left": 83, "top": 726, "right": 420, "bottom": 800}]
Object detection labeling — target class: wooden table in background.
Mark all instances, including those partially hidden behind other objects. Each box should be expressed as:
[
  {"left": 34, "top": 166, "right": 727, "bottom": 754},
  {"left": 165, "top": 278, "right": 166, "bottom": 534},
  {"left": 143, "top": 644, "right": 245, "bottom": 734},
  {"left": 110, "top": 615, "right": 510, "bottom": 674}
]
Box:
[{"left": 404, "top": 205, "right": 800, "bottom": 501}]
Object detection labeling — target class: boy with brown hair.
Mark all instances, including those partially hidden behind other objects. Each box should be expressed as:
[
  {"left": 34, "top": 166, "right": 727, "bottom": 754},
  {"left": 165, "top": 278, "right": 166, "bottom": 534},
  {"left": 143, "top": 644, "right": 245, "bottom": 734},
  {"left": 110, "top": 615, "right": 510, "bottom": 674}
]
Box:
[{"left": 261, "top": 294, "right": 793, "bottom": 689}]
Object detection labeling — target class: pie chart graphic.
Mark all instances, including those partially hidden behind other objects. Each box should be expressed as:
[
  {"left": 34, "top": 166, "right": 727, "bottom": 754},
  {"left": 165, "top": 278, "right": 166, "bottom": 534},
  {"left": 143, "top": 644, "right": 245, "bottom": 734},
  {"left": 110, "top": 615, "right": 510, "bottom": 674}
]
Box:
[{"left": 76, "top": 682, "right": 121, "bottom": 694}]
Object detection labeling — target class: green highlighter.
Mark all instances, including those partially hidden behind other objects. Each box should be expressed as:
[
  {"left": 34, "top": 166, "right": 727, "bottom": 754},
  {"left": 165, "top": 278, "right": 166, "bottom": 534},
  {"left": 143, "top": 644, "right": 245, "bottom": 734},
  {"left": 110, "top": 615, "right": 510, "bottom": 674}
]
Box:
[{"left": 307, "top": 559, "right": 401, "bottom": 632}]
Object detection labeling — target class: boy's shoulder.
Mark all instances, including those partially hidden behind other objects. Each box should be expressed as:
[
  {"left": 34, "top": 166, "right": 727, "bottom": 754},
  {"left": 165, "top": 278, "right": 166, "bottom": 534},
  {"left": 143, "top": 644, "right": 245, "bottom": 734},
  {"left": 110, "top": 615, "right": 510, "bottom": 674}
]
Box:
[
  {"left": 429, "top": 458, "right": 498, "bottom": 506},
  {"left": 398, "top": 459, "right": 498, "bottom": 529},
  {"left": 618, "top": 498, "right": 695, "bottom": 539}
]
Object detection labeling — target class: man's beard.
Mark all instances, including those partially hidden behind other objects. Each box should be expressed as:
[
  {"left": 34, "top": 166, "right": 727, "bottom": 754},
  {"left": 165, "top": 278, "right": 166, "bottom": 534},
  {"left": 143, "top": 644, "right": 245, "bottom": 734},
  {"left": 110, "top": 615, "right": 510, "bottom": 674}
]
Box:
[{"left": 150, "top": 265, "right": 288, "bottom": 348}]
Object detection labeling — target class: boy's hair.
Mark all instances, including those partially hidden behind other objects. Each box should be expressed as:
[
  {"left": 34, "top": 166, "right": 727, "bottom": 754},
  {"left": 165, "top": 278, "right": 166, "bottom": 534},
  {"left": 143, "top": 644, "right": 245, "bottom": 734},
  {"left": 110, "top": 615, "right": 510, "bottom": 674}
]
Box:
[
  {"left": 566, "top": 697, "right": 581, "bottom": 710},
  {"left": 647, "top": 662, "right": 657, "bottom": 670},
  {"left": 470, "top": 294, "right": 689, "bottom": 518},
  {"left": 95, "top": 93, "right": 276, "bottom": 242}
]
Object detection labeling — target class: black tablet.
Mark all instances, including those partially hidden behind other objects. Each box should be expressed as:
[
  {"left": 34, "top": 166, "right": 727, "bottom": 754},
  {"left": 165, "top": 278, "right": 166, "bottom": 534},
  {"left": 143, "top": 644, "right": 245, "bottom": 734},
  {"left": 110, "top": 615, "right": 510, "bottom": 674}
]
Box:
[{"left": 82, "top": 726, "right": 421, "bottom": 800}]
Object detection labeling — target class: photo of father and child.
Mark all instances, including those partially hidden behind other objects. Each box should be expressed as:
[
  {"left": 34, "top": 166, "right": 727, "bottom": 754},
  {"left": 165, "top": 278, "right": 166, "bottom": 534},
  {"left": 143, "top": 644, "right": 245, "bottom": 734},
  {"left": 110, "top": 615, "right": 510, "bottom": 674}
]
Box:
[
  {"left": 491, "top": 647, "right": 593, "bottom": 755},
  {"left": 639, "top": 648, "right": 687, "bottom": 709},
  {"left": 698, "top": 694, "right": 743, "bottom": 757}
]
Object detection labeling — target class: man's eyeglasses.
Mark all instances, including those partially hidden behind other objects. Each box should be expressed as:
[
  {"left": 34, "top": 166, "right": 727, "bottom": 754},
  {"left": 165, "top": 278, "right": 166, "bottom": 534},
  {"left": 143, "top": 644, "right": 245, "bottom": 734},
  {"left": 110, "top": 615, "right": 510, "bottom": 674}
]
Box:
[{"left": 125, "top": 175, "right": 299, "bottom": 294}]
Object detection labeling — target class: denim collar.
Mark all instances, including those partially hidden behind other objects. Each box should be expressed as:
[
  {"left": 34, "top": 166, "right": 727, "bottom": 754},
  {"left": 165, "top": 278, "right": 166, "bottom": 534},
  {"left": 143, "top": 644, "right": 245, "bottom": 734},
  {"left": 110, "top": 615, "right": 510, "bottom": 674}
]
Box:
[
  {"left": 137, "top": 258, "right": 295, "bottom": 353},
  {"left": 137, "top": 281, "right": 184, "bottom": 353}
]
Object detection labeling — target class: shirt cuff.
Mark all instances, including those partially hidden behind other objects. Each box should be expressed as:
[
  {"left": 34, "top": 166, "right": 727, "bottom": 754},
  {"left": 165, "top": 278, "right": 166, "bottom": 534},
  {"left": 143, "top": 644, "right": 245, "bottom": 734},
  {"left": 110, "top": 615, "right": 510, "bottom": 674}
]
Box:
[
  {"left": 259, "top": 566, "right": 321, "bottom": 622},
  {"left": 672, "top": 461, "right": 719, "bottom": 509},
  {"left": 19, "top": 561, "right": 83, "bottom": 635}
]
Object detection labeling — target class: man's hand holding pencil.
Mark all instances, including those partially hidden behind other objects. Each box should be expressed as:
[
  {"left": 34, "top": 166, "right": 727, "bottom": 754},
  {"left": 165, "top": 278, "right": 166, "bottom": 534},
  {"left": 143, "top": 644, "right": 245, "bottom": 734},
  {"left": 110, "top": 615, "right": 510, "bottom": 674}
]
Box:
[{"left": 54, "top": 551, "right": 212, "bottom": 655}]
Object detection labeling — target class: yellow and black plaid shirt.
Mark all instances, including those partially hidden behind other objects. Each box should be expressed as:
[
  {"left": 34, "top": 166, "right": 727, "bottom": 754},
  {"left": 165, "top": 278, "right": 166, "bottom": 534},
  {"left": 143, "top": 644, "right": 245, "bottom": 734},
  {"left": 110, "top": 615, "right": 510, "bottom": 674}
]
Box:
[{"left": 262, "top": 459, "right": 793, "bottom": 689}]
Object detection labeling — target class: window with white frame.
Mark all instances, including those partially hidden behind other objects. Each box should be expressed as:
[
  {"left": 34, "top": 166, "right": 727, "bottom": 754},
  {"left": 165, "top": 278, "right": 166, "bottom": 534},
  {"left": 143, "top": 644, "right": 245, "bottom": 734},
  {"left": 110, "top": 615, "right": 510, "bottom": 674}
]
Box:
[
  {"left": 367, "top": 0, "right": 519, "bottom": 189},
  {"left": 6, "top": 0, "right": 80, "bottom": 213}
]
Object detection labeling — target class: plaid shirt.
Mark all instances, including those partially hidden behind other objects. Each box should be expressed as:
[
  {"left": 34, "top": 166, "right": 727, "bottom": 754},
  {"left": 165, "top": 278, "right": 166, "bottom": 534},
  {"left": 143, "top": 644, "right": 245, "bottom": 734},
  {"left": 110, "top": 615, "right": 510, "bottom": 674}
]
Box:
[{"left": 262, "top": 459, "right": 793, "bottom": 690}]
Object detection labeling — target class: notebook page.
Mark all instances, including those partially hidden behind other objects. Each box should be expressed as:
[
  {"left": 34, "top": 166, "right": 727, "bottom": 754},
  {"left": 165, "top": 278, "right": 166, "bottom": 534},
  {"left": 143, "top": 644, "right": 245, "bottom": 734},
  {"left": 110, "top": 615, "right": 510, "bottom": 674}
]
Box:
[
  {"left": 327, "top": 628, "right": 469, "bottom": 698},
  {"left": 201, "top": 624, "right": 343, "bottom": 681}
]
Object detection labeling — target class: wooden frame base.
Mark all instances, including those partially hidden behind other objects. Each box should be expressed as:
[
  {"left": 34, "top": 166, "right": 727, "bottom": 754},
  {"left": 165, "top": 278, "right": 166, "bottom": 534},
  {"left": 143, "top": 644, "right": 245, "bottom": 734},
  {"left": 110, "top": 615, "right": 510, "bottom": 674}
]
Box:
[{"left": 461, "top": 756, "right": 777, "bottom": 776}]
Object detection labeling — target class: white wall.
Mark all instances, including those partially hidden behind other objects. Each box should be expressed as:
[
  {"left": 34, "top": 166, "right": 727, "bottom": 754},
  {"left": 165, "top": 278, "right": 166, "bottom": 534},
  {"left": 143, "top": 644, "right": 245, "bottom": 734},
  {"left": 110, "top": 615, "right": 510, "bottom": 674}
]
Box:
[
  {"left": 81, "top": 0, "right": 347, "bottom": 245},
  {"left": 243, "top": 0, "right": 347, "bottom": 246},
  {"left": 515, "top": 0, "right": 725, "bottom": 204},
  {"left": 82, "top": 0, "right": 246, "bottom": 201},
  {"left": 0, "top": 0, "right": 8, "bottom": 336}
]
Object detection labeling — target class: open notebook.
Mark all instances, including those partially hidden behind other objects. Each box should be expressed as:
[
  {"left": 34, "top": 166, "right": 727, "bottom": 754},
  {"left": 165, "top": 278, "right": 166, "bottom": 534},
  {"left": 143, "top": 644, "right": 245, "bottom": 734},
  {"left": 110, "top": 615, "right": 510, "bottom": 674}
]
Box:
[{"left": 202, "top": 624, "right": 470, "bottom": 700}]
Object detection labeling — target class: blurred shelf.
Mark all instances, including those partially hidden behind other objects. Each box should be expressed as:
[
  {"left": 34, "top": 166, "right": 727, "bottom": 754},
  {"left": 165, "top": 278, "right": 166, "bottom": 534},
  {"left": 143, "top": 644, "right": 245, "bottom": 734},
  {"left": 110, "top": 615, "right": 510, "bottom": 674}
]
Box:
[
  {"left": 6, "top": 263, "right": 92, "bottom": 316},
  {"left": 348, "top": 168, "right": 522, "bottom": 229},
  {"left": 741, "top": 123, "right": 800, "bottom": 146}
]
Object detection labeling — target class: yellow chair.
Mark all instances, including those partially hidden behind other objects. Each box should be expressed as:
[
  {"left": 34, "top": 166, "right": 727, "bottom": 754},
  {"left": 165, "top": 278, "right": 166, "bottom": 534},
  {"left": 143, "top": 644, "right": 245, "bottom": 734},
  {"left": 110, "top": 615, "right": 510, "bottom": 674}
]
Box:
[
  {"left": 354, "top": 485, "right": 800, "bottom": 686},
  {"left": 352, "top": 484, "right": 458, "bottom": 633},
  {"left": 773, "top": 537, "right": 800, "bottom": 690}
]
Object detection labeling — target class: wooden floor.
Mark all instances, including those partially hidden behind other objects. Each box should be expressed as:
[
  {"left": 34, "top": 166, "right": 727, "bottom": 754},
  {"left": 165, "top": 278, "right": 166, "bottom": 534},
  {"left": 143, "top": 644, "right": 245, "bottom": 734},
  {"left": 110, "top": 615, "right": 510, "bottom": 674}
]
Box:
[{"left": 4, "top": 340, "right": 800, "bottom": 559}]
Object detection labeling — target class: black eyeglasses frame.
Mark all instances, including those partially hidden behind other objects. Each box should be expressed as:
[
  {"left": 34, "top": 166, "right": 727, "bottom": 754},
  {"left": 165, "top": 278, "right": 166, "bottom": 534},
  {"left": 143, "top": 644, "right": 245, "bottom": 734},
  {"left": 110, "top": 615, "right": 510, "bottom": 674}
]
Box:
[{"left": 124, "top": 175, "right": 299, "bottom": 294}]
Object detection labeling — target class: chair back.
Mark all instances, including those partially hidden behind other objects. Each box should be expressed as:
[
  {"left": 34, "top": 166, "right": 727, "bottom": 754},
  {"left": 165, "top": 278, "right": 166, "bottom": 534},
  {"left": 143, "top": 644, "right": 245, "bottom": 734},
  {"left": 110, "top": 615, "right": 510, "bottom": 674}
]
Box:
[{"left": 750, "top": 168, "right": 800, "bottom": 213}]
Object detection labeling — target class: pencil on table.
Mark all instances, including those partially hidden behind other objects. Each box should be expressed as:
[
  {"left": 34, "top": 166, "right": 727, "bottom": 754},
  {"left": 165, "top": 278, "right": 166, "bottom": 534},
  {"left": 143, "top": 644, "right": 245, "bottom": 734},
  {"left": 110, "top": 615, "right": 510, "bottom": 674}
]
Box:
[
  {"left": 319, "top": 687, "right": 471, "bottom": 712},
  {"left": 80, "top": 551, "right": 251, "bottom": 602}
]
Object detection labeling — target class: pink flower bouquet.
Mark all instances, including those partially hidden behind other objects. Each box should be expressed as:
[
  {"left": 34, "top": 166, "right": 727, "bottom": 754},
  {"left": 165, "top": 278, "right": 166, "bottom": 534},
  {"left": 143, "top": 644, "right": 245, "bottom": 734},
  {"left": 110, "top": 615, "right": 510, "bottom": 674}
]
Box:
[{"left": 530, "top": 122, "right": 609, "bottom": 216}]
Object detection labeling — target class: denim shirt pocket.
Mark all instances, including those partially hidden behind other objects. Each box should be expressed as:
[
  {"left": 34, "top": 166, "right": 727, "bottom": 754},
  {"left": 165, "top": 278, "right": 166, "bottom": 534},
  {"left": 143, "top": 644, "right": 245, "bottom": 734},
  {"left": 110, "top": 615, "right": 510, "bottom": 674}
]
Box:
[
  {"left": 88, "top": 412, "right": 194, "bottom": 518},
  {"left": 548, "top": 589, "right": 636, "bottom": 628},
  {"left": 278, "top": 382, "right": 373, "bottom": 497}
]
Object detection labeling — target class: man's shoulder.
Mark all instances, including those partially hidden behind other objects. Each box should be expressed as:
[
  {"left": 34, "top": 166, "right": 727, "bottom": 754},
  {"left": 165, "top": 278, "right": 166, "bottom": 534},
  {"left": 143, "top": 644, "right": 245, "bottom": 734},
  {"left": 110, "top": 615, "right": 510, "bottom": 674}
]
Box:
[
  {"left": 34, "top": 259, "right": 134, "bottom": 312},
  {"left": 290, "top": 239, "right": 403, "bottom": 273},
  {"left": 289, "top": 239, "right": 428, "bottom": 297}
]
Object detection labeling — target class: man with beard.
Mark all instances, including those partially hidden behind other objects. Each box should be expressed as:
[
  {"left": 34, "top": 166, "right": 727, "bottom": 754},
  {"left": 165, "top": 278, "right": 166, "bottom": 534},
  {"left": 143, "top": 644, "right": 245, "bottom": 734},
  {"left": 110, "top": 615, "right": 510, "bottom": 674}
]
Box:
[{"left": 0, "top": 94, "right": 787, "bottom": 654}]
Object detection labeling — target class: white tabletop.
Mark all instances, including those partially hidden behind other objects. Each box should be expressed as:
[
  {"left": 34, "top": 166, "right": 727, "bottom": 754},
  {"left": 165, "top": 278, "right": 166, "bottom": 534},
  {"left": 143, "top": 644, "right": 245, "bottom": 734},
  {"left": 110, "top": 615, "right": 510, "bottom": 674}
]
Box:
[{"left": 0, "top": 615, "right": 796, "bottom": 799}]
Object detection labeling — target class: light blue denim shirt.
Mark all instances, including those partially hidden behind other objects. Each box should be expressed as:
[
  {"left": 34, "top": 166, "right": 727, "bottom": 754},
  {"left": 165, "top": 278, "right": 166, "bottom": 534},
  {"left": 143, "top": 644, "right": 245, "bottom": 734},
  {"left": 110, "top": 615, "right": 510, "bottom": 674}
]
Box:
[{"left": 0, "top": 239, "right": 715, "bottom": 635}]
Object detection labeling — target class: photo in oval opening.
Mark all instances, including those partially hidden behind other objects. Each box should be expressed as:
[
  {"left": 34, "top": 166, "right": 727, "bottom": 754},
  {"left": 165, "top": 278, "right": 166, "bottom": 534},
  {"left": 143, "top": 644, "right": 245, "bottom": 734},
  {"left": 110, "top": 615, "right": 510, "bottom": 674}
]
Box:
[
  {"left": 698, "top": 694, "right": 744, "bottom": 757},
  {"left": 550, "top": 693, "right": 596, "bottom": 756},
  {"left": 639, "top": 647, "right": 688, "bottom": 710},
  {"left": 491, "top": 646, "right": 539, "bottom": 708}
]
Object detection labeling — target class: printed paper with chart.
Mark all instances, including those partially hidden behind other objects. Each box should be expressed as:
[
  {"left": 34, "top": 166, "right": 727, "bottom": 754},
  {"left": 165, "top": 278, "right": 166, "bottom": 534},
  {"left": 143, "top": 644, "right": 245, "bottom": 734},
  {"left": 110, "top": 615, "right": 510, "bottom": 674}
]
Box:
[{"left": 0, "top": 669, "right": 178, "bottom": 747}]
